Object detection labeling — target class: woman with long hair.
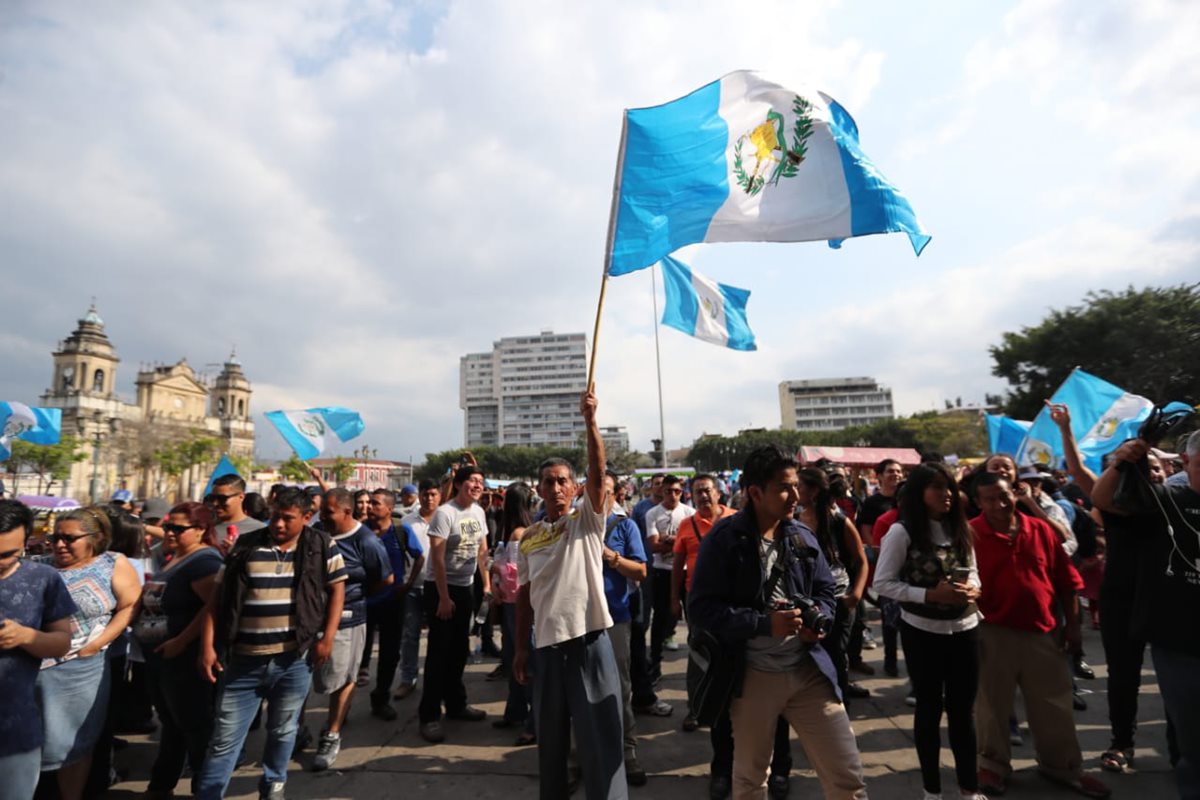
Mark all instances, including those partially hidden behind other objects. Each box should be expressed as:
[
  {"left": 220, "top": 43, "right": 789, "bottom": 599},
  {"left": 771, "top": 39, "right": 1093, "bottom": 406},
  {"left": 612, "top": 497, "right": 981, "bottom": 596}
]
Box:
[
  {"left": 135, "top": 501, "right": 223, "bottom": 798},
  {"left": 36, "top": 507, "right": 140, "bottom": 800},
  {"left": 795, "top": 467, "right": 868, "bottom": 702},
  {"left": 491, "top": 482, "right": 536, "bottom": 745},
  {"left": 874, "top": 463, "right": 984, "bottom": 800}
]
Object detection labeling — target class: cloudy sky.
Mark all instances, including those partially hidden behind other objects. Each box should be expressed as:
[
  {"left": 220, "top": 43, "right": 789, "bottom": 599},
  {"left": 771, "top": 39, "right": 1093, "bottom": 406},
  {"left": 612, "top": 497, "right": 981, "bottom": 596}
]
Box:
[{"left": 3, "top": 0, "right": 1197, "bottom": 462}]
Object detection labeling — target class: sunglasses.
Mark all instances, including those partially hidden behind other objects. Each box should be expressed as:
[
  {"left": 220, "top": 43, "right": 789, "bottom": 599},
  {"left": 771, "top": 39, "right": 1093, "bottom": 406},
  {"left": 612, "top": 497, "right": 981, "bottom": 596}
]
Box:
[
  {"left": 162, "top": 523, "right": 199, "bottom": 535},
  {"left": 50, "top": 532, "right": 93, "bottom": 545},
  {"left": 208, "top": 493, "right": 240, "bottom": 505},
  {"left": 0, "top": 547, "right": 23, "bottom": 559}
]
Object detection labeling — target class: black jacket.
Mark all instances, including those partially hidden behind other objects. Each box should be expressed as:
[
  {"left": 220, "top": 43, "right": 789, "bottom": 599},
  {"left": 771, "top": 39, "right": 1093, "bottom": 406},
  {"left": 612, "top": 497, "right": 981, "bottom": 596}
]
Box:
[
  {"left": 687, "top": 508, "right": 841, "bottom": 698},
  {"left": 215, "top": 525, "right": 335, "bottom": 658}
]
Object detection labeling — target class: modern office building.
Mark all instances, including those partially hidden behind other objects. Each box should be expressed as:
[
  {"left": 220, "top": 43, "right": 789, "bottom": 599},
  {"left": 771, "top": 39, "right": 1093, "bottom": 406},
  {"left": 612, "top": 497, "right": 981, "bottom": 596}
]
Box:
[
  {"left": 599, "top": 425, "right": 630, "bottom": 455},
  {"left": 460, "top": 330, "right": 588, "bottom": 448},
  {"left": 778, "top": 377, "right": 894, "bottom": 432}
]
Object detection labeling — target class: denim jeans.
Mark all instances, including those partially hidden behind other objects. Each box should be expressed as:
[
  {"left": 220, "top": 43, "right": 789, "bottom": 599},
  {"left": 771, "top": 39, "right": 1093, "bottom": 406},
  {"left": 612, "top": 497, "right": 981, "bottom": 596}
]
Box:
[
  {"left": 533, "top": 629, "right": 626, "bottom": 800},
  {"left": 1151, "top": 645, "right": 1200, "bottom": 799},
  {"left": 193, "top": 650, "right": 312, "bottom": 799},
  {"left": 0, "top": 748, "right": 40, "bottom": 800},
  {"left": 399, "top": 585, "right": 424, "bottom": 685}
]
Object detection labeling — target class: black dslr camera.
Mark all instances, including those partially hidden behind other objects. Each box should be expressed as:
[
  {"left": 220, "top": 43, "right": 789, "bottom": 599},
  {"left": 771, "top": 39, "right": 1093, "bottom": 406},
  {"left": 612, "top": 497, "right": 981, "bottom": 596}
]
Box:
[{"left": 777, "top": 596, "right": 833, "bottom": 637}]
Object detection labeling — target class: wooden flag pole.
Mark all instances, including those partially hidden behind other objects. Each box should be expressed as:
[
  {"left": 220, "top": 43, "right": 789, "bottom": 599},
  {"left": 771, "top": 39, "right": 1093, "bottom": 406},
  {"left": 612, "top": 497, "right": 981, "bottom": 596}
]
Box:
[{"left": 587, "top": 112, "right": 629, "bottom": 392}]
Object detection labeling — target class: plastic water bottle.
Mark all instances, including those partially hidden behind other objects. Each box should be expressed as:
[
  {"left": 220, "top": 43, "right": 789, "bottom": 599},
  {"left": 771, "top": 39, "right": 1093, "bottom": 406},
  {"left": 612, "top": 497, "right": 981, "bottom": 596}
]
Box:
[{"left": 474, "top": 595, "right": 490, "bottom": 626}]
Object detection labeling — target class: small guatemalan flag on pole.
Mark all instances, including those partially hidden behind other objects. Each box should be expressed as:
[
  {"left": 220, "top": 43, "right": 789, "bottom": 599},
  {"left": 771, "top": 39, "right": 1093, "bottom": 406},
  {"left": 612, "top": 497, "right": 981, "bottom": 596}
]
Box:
[
  {"left": 607, "top": 71, "right": 930, "bottom": 276},
  {"left": 264, "top": 407, "right": 365, "bottom": 461},
  {"left": 659, "top": 255, "right": 756, "bottom": 351}
]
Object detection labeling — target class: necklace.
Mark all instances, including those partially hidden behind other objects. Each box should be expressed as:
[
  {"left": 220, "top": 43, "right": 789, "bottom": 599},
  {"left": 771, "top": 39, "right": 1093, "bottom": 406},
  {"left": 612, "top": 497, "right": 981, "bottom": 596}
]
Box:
[{"left": 271, "top": 547, "right": 286, "bottom": 574}]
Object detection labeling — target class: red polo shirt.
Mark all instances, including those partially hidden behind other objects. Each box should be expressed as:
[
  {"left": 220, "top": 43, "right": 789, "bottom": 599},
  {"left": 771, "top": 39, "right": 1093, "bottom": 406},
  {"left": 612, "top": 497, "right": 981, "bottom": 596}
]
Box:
[
  {"left": 970, "top": 512, "right": 1083, "bottom": 633},
  {"left": 673, "top": 505, "right": 735, "bottom": 590}
]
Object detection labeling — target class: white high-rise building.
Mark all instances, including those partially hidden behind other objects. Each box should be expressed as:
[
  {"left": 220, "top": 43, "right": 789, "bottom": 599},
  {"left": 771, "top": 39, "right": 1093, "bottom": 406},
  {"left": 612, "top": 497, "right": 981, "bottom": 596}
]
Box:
[
  {"left": 460, "top": 330, "right": 588, "bottom": 448},
  {"left": 778, "top": 377, "right": 894, "bottom": 432}
]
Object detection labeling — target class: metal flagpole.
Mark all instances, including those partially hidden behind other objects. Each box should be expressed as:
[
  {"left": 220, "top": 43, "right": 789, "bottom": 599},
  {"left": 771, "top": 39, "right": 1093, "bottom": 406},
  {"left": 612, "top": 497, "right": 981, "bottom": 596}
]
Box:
[
  {"left": 587, "top": 112, "right": 629, "bottom": 392},
  {"left": 651, "top": 266, "right": 666, "bottom": 468}
]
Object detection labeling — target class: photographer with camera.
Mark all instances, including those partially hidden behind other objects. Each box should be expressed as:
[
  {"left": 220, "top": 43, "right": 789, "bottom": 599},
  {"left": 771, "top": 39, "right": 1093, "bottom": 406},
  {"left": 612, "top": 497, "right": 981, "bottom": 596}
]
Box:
[
  {"left": 688, "top": 445, "right": 867, "bottom": 800},
  {"left": 1092, "top": 431, "right": 1200, "bottom": 799}
]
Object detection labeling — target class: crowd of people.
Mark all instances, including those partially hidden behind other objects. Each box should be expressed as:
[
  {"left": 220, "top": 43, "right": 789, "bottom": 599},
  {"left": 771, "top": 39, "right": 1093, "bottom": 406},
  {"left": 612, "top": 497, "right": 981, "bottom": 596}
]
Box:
[{"left": 1, "top": 391, "right": 1197, "bottom": 800}]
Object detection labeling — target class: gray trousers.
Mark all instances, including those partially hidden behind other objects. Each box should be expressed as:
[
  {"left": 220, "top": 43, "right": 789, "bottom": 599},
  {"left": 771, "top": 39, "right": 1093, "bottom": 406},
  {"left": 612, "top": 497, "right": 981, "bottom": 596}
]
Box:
[
  {"left": 608, "top": 621, "right": 638, "bottom": 760},
  {"left": 533, "top": 629, "right": 628, "bottom": 800}
]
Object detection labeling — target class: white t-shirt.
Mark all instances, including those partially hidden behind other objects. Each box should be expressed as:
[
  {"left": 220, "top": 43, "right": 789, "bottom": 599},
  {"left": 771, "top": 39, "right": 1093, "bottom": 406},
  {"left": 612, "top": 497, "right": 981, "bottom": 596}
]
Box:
[
  {"left": 643, "top": 502, "right": 696, "bottom": 570},
  {"left": 516, "top": 493, "right": 613, "bottom": 648},
  {"left": 400, "top": 510, "right": 433, "bottom": 583},
  {"left": 428, "top": 500, "right": 488, "bottom": 588}
]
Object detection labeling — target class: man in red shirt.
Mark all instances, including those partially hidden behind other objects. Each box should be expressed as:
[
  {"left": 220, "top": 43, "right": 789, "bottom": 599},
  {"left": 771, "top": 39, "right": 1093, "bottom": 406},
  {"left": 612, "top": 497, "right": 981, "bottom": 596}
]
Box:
[{"left": 970, "top": 472, "right": 1109, "bottom": 798}]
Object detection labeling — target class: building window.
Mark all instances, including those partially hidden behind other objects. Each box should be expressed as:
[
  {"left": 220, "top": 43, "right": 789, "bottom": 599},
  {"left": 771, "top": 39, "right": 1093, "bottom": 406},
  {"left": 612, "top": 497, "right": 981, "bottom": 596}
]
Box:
[
  {"left": 217, "top": 398, "right": 226, "bottom": 416},
  {"left": 237, "top": 399, "right": 245, "bottom": 417},
  {"left": 92, "top": 369, "right": 105, "bottom": 393}
]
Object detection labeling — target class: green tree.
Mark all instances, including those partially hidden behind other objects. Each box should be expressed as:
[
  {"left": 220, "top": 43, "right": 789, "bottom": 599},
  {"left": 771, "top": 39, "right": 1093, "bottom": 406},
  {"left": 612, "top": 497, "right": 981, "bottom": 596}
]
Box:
[
  {"left": 154, "top": 433, "right": 220, "bottom": 498},
  {"left": 279, "top": 454, "right": 312, "bottom": 483},
  {"left": 414, "top": 445, "right": 585, "bottom": 483},
  {"left": 5, "top": 436, "right": 89, "bottom": 494},
  {"left": 329, "top": 456, "right": 356, "bottom": 486},
  {"left": 990, "top": 283, "right": 1200, "bottom": 419}
]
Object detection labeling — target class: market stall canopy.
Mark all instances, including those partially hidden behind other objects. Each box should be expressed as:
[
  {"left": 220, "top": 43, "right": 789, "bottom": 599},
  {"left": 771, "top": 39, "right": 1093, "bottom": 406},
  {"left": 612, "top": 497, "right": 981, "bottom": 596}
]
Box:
[
  {"left": 798, "top": 446, "right": 922, "bottom": 468},
  {"left": 18, "top": 495, "right": 82, "bottom": 512}
]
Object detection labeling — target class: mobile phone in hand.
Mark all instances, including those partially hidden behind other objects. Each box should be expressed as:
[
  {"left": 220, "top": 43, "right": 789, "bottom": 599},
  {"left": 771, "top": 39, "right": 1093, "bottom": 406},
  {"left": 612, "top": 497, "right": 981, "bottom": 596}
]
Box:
[{"left": 951, "top": 566, "right": 971, "bottom": 583}]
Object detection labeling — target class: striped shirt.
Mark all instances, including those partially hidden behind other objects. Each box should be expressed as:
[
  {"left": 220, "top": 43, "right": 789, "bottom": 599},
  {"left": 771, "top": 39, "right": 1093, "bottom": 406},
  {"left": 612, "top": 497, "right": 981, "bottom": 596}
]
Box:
[{"left": 219, "top": 542, "right": 348, "bottom": 656}]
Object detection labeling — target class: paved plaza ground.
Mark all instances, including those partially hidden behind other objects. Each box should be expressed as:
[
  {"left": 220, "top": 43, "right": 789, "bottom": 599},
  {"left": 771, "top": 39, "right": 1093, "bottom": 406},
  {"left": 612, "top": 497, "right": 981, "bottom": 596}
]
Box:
[{"left": 109, "top": 616, "right": 1177, "bottom": 798}]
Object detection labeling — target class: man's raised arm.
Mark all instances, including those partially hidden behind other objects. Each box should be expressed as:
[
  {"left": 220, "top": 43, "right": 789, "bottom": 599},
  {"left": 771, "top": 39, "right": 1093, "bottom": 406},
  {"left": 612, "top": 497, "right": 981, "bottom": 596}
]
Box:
[{"left": 582, "top": 389, "right": 606, "bottom": 514}]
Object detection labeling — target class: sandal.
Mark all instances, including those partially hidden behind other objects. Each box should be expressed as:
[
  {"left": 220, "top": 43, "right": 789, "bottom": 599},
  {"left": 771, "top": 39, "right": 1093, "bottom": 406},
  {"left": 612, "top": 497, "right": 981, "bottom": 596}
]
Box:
[
  {"left": 514, "top": 731, "right": 537, "bottom": 746},
  {"left": 1100, "top": 748, "right": 1133, "bottom": 774}
]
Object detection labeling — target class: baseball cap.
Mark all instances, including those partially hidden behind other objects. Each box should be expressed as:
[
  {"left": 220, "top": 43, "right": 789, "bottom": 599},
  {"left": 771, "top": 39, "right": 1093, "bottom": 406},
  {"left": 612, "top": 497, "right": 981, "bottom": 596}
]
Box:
[{"left": 401, "top": 483, "right": 418, "bottom": 495}]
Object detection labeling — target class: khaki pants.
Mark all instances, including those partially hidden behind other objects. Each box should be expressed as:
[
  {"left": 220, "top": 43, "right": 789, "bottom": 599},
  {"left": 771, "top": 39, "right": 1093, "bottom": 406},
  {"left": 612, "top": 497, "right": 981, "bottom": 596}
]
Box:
[
  {"left": 976, "top": 623, "right": 1082, "bottom": 782},
  {"left": 729, "top": 661, "right": 867, "bottom": 800}
]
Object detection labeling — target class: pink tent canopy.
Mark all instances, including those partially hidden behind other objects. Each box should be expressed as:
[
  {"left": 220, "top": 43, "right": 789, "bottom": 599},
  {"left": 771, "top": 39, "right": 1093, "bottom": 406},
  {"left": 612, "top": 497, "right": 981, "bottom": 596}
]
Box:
[{"left": 798, "top": 446, "right": 922, "bottom": 469}]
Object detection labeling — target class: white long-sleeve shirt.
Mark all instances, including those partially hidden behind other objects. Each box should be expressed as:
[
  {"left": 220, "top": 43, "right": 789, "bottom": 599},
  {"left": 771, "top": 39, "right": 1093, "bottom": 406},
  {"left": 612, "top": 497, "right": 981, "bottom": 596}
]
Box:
[{"left": 873, "top": 520, "right": 982, "bottom": 635}]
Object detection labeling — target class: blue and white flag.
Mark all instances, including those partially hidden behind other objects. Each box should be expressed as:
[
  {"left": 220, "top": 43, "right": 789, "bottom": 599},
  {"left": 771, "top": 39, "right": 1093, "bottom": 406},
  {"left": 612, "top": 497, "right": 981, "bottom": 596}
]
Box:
[
  {"left": 608, "top": 71, "right": 930, "bottom": 276},
  {"left": 1015, "top": 369, "right": 1154, "bottom": 473},
  {"left": 985, "top": 415, "right": 1032, "bottom": 457},
  {"left": 0, "top": 402, "right": 62, "bottom": 460},
  {"left": 264, "top": 407, "right": 364, "bottom": 461},
  {"left": 659, "top": 255, "right": 756, "bottom": 351}
]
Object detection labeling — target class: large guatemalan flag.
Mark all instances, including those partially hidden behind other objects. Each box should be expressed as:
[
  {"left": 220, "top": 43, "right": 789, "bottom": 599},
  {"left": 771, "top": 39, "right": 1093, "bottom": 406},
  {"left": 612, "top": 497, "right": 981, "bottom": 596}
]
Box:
[
  {"left": 659, "top": 255, "right": 756, "bottom": 351},
  {"left": 0, "top": 402, "right": 62, "bottom": 461},
  {"left": 1016, "top": 369, "right": 1160, "bottom": 473},
  {"left": 608, "top": 71, "right": 930, "bottom": 276},
  {"left": 264, "top": 407, "right": 364, "bottom": 461}
]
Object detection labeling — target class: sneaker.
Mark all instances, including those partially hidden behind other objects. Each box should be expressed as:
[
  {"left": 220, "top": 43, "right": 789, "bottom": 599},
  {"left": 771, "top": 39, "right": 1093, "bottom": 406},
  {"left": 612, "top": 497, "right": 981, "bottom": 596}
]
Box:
[
  {"left": 260, "top": 781, "right": 286, "bottom": 800},
  {"left": 959, "top": 793, "right": 990, "bottom": 800},
  {"left": 355, "top": 667, "right": 371, "bottom": 688},
  {"left": 371, "top": 702, "right": 398, "bottom": 721},
  {"left": 633, "top": 699, "right": 673, "bottom": 717},
  {"left": 394, "top": 682, "right": 416, "bottom": 700},
  {"left": 626, "top": 756, "right": 648, "bottom": 786},
  {"left": 768, "top": 772, "right": 791, "bottom": 799},
  {"left": 862, "top": 629, "right": 879, "bottom": 650},
  {"left": 447, "top": 705, "right": 487, "bottom": 721},
  {"left": 664, "top": 635, "right": 680, "bottom": 651},
  {"left": 977, "top": 768, "right": 1006, "bottom": 795},
  {"left": 312, "top": 731, "right": 341, "bottom": 772},
  {"left": 419, "top": 721, "right": 445, "bottom": 743},
  {"left": 1073, "top": 656, "right": 1096, "bottom": 680},
  {"left": 905, "top": 694, "right": 917, "bottom": 707},
  {"left": 682, "top": 714, "right": 699, "bottom": 732}
]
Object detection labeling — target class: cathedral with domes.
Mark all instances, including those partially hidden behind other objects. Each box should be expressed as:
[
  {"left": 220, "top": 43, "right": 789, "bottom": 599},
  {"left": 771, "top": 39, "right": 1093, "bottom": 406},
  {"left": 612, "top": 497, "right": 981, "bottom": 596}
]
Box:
[{"left": 39, "top": 304, "right": 256, "bottom": 501}]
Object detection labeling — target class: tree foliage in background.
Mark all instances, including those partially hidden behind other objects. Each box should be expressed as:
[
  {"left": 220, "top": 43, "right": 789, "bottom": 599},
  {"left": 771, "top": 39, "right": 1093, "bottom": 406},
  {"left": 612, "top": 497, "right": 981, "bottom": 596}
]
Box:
[
  {"left": 684, "top": 411, "right": 987, "bottom": 472},
  {"left": 278, "top": 454, "right": 313, "bottom": 483},
  {"left": 329, "top": 456, "right": 355, "bottom": 486},
  {"left": 154, "top": 432, "right": 221, "bottom": 497},
  {"left": 990, "top": 283, "right": 1200, "bottom": 419},
  {"left": 4, "top": 436, "right": 89, "bottom": 494},
  {"left": 415, "top": 445, "right": 585, "bottom": 483}
]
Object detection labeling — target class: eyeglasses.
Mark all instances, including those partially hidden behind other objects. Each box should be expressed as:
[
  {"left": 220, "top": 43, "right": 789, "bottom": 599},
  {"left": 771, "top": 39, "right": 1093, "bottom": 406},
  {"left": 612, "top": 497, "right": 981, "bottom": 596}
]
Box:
[
  {"left": 50, "top": 532, "right": 93, "bottom": 545},
  {"left": 209, "top": 493, "right": 240, "bottom": 505},
  {"left": 162, "top": 523, "right": 199, "bottom": 535},
  {"left": 0, "top": 547, "right": 23, "bottom": 559}
]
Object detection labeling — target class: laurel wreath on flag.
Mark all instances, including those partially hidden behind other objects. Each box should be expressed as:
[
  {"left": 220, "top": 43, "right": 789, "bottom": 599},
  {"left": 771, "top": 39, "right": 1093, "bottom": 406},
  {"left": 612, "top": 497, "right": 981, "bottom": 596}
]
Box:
[{"left": 733, "top": 95, "right": 815, "bottom": 196}]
